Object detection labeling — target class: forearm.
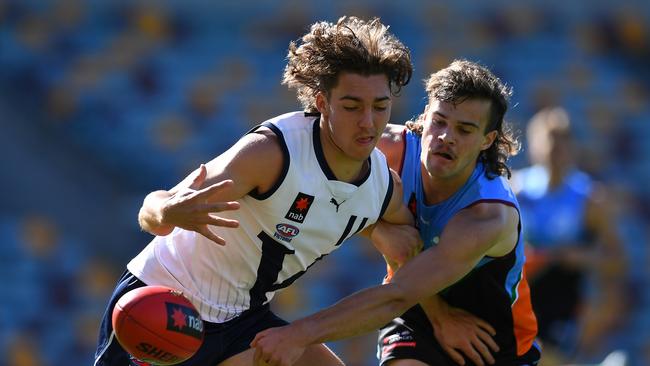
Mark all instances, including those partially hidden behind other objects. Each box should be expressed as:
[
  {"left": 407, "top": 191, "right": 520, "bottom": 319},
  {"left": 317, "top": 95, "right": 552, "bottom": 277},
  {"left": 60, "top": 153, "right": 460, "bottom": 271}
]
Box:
[
  {"left": 292, "top": 283, "right": 414, "bottom": 345},
  {"left": 138, "top": 190, "right": 175, "bottom": 236}
]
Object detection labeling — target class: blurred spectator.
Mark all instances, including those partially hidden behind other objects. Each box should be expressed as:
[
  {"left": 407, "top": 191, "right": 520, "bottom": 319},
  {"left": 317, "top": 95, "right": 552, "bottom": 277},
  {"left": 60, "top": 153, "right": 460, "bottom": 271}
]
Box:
[
  {"left": 7, "top": 332, "right": 43, "bottom": 366},
  {"left": 513, "top": 107, "right": 628, "bottom": 365}
]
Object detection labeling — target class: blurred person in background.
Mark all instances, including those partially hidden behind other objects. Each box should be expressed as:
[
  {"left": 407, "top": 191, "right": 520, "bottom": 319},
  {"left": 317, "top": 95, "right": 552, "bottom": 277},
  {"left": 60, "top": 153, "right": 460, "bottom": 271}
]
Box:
[
  {"left": 513, "top": 106, "right": 628, "bottom": 365},
  {"left": 94, "top": 16, "right": 419, "bottom": 366},
  {"left": 252, "top": 60, "right": 541, "bottom": 366}
]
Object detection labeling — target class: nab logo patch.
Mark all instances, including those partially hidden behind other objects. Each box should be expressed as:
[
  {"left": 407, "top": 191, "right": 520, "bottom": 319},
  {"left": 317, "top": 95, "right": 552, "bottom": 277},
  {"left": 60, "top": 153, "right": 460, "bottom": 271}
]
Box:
[
  {"left": 165, "top": 303, "right": 204, "bottom": 340},
  {"left": 284, "top": 192, "right": 314, "bottom": 223},
  {"left": 274, "top": 223, "right": 300, "bottom": 242}
]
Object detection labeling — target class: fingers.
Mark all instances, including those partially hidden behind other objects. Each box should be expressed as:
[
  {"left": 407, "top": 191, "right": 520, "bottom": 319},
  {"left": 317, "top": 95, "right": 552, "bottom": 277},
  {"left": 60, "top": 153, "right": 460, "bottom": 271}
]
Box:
[
  {"left": 443, "top": 345, "right": 466, "bottom": 366},
  {"left": 464, "top": 345, "right": 485, "bottom": 366},
  {"left": 196, "top": 201, "right": 241, "bottom": 214},
  {"left": 189, "top": 164, "right": 208, "bottom": 190},
  {"left": 200, "top": 215, "right": 239, "bottom": 228},
  {"left": 475, "top": 318, "right": 496, "bottom": 336},
  {"left": 476, "top": 328, "right": 499, "bottom": 353},
  {"left": 253, "top": 345, "right": 263, "bottom": 365},
  {"left": 194, "top": 179, "right": 236, "bottom": 201},
  {"left": 196, "top": 226, "right": 226, "bottom": 246},
  {"left": 472, "top": 337, "right": 495, "bottom": 365}
]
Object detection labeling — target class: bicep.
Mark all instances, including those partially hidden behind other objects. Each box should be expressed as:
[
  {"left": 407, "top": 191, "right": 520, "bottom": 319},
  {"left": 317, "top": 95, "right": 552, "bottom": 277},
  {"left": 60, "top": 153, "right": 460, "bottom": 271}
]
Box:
[{"left": 173, "top": 130, "right": 284, "bottom": 201}]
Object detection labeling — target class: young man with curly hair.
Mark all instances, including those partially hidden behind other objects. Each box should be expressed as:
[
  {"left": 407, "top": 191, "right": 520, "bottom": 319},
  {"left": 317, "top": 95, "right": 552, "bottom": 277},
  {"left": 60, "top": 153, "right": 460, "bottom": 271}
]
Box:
[{"left": 94, "top": 16, "right": 416, "bottom": 366}]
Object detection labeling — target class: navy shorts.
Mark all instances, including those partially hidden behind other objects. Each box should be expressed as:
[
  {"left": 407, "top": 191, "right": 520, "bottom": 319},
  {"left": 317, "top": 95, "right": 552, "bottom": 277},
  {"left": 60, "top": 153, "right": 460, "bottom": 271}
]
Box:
[
  {"left": 378, "top": 305, "right": 541, "bottom": 366},
  {"left": 94, "top": 270, "right": 289, "bottom": 366}
]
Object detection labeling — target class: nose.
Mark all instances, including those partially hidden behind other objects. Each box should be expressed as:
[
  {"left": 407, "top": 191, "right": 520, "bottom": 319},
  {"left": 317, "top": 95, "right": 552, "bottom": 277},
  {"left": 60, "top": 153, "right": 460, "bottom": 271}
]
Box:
[
  {"left": 437, "top": 131, "right": 454, "bottom": 145},
  {"left": 358, "top": 108, "right": 373, "bottom": 128}
]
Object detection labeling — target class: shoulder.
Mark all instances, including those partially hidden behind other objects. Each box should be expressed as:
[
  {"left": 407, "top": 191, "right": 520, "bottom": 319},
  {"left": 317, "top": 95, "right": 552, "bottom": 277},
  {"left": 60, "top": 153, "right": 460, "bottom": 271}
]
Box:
[
  {"left": 238, "top": 126, "right": 283, "bottom": 159},
  {"left": 460, "top": 201, "right": 519, "bottom": 256},
  {"left": 378, "top": 123, "right": 407, "bottom": 171},
  {"left": 212, "top": 126, "right": 285, "bottom": 195},
  {"left": 464, "top": 200, "right": 515, "bottom": 221}
]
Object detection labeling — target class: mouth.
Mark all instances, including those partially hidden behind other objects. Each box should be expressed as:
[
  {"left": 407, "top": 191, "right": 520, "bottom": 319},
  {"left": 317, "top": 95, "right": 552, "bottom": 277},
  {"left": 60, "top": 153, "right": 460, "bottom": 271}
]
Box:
[
  {"left": 356, "top": 135, "right": 375, "bottom": 145},
  {"left": 433, "top": 150, "right": 455, "bottom": 161}
]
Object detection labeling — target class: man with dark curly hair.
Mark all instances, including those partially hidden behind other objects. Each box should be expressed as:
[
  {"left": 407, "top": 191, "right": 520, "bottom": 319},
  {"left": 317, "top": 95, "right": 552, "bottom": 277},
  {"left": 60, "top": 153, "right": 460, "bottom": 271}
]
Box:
[
  {"left": 252, "top": 60, "right": 542, "bottom": 366},
  {"left": 94, "top": 16, "right": 417, "bottom": 366}
]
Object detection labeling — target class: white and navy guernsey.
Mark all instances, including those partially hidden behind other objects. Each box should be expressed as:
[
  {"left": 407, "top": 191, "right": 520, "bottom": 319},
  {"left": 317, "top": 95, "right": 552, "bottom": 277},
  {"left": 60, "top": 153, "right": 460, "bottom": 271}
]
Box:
[{"left": 128, "top": 111, "right": 393, "bottom": 323}]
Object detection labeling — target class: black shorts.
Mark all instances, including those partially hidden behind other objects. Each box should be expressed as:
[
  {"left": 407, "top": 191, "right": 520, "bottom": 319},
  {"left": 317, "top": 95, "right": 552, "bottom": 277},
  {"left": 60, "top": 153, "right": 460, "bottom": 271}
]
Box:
[
  {"left": 94, "top": 270, "right": 289, "bottom": 366},
  {"left": 377, "top": 305, "right": 541, "bottom": 366}
]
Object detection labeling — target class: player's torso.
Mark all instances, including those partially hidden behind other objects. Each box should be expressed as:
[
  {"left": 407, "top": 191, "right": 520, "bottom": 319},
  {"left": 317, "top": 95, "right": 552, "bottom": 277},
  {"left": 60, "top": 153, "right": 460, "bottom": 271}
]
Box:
[
  {"left": 233, "top": 113, "right": 391, "bottom": 305},
  {"left": 516, "top": 165, "right": 591, "bottom": 249},
  {"left": 128, "top": 112, "right": 392, "bottom": 322},
  {"left": 400, "top": 129, "right": 537, "bottom": 357}
]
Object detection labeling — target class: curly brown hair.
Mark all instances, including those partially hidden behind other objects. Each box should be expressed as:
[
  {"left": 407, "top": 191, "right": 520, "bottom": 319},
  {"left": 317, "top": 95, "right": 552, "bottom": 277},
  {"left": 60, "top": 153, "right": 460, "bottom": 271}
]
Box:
[
  {"left": 283, "top": 16, "right": 413, "bottom": 113},
  {"left": 418, "top": 59, "right": 519, "bottom": 178}
]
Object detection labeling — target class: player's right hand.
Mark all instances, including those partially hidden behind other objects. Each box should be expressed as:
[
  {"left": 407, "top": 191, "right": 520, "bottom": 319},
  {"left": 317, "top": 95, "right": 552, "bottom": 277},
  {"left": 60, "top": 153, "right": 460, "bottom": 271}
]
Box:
[
  {"left": 251, "top": 326, "right": 306, "bottom": 366},
  {"left": 160, "top": 164, "right": 240, "bottom": 245}
]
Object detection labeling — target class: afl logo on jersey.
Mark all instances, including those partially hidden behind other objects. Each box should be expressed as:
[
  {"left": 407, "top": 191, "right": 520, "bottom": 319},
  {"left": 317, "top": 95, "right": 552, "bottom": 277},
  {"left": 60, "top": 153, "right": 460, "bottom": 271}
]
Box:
[{"left": 274, "top": 223, "right": 300, "bottom": 242}]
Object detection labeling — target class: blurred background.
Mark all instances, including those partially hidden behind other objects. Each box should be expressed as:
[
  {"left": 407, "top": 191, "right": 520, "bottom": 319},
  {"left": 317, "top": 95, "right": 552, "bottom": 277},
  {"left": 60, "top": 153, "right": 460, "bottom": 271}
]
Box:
[{"left": 0, "top": 0, "right": 648, "bottom": 365}]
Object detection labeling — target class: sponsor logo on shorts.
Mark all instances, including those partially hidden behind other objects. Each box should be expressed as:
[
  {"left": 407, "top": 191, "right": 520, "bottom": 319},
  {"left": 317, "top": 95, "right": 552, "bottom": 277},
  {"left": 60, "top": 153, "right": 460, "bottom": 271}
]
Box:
[
  {"left": 381, "top": 341, "right": 417, "bottom": 358},
  {"left": 383, "top": 332, "right": 413, "bottom": 344},
  {"left": 165, "top": 302, "right": 204, "bottom": 339}
]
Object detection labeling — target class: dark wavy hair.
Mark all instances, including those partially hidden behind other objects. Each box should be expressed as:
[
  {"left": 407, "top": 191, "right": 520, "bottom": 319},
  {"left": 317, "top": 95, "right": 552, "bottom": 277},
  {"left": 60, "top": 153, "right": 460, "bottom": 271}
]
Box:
[
  {"left": 420, "top": 59, "right": 519, "bottom": 178},
  {"left": 282, "top": 16, "right": 413, "bottom": 113}
]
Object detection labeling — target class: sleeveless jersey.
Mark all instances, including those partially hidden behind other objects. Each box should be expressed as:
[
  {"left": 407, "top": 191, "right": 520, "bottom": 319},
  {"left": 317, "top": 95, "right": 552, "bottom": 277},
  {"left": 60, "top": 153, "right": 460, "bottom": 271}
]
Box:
[
  {"left": 515, "top": 165, "right": 592, "bottom": 249},
  {"left": 399, "top": 129, "right": 539, "bottom": 359},
  {"left": 128, "top": 111, "right": 393, "bottom": 323}
]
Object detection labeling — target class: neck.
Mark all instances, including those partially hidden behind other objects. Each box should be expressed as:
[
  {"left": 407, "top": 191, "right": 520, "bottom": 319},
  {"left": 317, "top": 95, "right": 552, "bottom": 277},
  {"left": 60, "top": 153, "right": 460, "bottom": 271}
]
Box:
[
  {"left": 420, "top": 162, "right": 474, "bottom": 205},
  {"left": 547, "top": 163, "right": 570, "bottom": 189},
  {"left": 319, "top": 120, "right": 367, "bottom": 183}
]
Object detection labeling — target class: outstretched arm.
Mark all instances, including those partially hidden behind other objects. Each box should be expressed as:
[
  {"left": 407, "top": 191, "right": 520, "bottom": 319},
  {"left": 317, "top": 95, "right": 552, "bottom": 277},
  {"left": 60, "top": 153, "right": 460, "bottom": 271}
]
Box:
[
  {"left": 252, "top": 202, "right": 519, "bottom": 366},
  {"left": 138, "top": 128, "right": 284, "bottom": 244}
]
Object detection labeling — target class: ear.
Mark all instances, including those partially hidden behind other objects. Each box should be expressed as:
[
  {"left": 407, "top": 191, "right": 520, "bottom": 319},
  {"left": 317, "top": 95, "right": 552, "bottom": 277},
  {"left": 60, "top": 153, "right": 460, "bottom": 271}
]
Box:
[
  {"left": 481, "top": 130, "right": 498, "bottom": 151},
  {"left": 315, "top": 92, "right": 329, "bottom": 117}
]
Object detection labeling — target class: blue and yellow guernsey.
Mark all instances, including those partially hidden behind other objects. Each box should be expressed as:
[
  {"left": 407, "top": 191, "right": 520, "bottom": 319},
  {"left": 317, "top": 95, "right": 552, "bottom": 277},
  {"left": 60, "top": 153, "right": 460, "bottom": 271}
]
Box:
[{"left": 398, "top": 128, "right": 539, "bottom": 360}]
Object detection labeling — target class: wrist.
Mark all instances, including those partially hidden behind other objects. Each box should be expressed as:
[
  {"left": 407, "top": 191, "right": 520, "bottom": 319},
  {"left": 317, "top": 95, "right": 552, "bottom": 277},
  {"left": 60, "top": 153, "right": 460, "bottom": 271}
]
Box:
[
  {"left": 288, "top": 319, "right": 316, "bottom": 346},
  {"left": 421, "top": 295, "right": 447, "bottom": 325},
  {"left": 140, "top": 191, "right": 175, "bottom": 235}
]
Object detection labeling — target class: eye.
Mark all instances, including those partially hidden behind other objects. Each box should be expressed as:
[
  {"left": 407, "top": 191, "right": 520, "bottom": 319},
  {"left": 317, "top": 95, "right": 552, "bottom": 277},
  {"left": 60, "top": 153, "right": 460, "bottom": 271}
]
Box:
[
  {"left": 343, "top": 105, "right": 358, "bottom": 111},
  {"left": 374, "top": 105, "right": 388, "bottom": 112},
  {"left": 459, "top": 129, "right": 472, "bottom": 135}
]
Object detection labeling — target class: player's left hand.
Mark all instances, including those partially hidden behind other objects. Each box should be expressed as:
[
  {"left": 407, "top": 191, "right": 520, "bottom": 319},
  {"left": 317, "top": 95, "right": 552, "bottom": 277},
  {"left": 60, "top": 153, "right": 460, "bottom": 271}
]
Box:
[
  {"left": 371, "top": 220, "right": 423, "bottom": 267},
  {"left": 251, "top": 326, "right": 306, "bottom": 366},
  {"left": 424, "top": 299, "right": 499, "bottom": 366}
]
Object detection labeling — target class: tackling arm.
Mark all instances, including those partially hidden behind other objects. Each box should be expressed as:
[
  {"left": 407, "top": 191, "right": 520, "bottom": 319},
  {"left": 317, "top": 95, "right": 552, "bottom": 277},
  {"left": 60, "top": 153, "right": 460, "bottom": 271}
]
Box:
[{"left": 251, "top": 202, "right": 519, "bottom": 365}]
